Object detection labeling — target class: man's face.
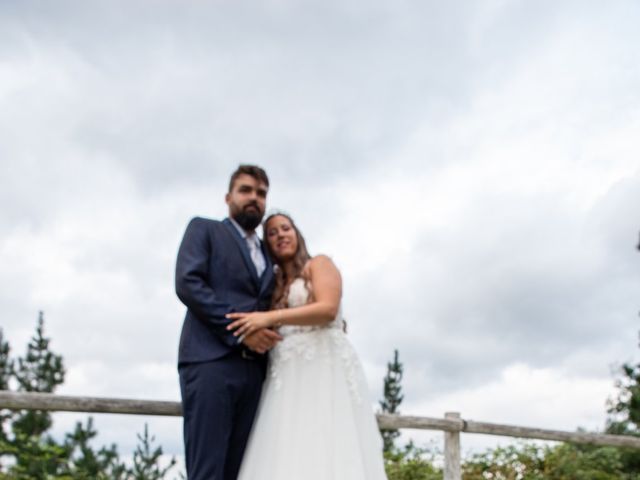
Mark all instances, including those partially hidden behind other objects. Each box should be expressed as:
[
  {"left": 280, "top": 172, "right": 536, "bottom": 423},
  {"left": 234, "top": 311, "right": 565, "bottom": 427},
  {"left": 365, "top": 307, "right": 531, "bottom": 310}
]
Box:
[{"left": 225, "top": 173, "right": 268, "bottom": 231}]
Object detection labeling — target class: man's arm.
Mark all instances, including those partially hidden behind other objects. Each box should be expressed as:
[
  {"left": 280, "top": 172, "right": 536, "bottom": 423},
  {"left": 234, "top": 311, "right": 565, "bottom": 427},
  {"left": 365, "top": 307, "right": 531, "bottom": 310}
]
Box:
[
  {"left": 175, "top": 218, "right": 242, "bottom": 348},
  {"left": 175, "top": 218, "right": 281, "bottom": 351}
]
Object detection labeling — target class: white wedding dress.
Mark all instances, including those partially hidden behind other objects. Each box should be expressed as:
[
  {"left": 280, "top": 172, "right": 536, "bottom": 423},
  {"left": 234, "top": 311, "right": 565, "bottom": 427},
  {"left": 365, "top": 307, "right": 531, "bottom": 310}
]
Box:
[{"left": 238, "top": 277, "right": 388, "bottom": 479}]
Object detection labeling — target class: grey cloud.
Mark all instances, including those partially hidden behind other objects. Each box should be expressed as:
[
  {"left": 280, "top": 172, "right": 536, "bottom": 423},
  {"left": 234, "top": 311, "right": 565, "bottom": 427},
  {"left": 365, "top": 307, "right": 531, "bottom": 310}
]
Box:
[
  {"left": 0, "top": 0, "right": 506, "bottom": 197},
  {"left": 346, "top": 177, "right": 640, "bottom": 398}
]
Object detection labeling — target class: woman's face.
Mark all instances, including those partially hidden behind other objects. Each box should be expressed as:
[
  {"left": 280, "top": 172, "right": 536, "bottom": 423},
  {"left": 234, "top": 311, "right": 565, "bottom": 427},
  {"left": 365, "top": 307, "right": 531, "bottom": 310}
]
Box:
[{"left": 265, "top": 215, "right": 298, "bottom": 261}]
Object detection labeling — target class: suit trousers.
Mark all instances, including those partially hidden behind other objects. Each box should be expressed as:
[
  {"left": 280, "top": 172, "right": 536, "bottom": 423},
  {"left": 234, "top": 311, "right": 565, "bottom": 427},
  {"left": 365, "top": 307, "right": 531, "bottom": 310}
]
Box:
[{"left": 179, "top": 353, "right": 265, "bottom": 480}]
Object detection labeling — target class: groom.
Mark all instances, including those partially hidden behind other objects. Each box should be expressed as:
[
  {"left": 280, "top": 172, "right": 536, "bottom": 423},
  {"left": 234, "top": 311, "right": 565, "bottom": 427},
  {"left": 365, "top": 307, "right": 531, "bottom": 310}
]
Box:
[{"left": 175, "top": 165, "right": 280, "bottom": 479}]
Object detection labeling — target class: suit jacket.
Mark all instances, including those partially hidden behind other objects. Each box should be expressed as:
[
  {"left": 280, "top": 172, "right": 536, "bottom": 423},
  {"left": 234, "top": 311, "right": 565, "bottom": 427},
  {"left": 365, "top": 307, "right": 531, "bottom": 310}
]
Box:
[{"left": 175, "top": 217, "right": 275, "bottom": 365}]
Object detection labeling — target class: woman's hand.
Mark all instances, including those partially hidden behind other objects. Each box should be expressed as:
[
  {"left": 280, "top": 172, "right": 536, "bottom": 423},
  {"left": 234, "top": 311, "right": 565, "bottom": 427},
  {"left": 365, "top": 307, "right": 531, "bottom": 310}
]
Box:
[{"left": 226, "top": 311, "right": 276, "bottom": 339}]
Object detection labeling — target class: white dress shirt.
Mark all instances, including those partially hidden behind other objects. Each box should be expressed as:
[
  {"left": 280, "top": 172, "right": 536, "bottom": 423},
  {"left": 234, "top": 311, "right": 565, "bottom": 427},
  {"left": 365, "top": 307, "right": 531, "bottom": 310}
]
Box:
[{"left": 229, "top": 217, "right": 267, "bottom": 277}]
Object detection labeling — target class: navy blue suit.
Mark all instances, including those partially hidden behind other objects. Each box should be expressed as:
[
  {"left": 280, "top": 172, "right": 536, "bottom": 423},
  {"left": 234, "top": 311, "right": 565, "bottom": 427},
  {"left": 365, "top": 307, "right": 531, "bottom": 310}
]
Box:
[{"left": 176, "top": 217, "right": 274, "bottom": 480}]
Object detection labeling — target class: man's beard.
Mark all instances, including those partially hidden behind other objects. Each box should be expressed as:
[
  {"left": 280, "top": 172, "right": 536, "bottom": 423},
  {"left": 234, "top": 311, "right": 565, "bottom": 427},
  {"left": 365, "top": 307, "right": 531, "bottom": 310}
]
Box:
[{"left": 232, "top": 207, "right": 263, "bottom": 231}]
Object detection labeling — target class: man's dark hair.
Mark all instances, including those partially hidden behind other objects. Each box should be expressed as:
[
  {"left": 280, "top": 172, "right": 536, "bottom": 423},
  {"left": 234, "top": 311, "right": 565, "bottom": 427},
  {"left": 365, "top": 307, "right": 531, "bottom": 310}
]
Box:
[{"left": 228, "top": 165, "right": 269, "bottom": 192}]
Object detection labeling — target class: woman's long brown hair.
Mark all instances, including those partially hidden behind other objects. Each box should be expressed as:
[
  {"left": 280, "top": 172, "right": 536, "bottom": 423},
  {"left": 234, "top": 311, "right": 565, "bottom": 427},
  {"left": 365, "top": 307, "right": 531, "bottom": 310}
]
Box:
[{"left": 263, "top": 213, "right": 311, "bottom": 309}]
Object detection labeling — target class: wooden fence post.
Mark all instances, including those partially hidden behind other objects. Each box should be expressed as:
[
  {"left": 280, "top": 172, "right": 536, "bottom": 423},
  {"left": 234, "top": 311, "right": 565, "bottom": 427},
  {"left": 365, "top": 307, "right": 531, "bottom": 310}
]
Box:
[{"left": 444, "top": 411, "right": 461, "bottom": 480}]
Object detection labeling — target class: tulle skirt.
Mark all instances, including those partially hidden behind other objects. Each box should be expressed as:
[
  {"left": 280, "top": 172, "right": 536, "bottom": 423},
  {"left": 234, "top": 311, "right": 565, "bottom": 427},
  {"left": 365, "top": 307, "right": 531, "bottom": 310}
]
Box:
[{"left": 238, "top": 328, "right": 388, "bottom": 479}]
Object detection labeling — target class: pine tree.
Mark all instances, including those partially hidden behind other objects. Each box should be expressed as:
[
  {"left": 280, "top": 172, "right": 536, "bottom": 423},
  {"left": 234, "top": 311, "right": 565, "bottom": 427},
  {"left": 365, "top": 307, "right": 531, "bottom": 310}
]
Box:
[
  {"left": 0, "top": 329, "right": 12, "bottom": 445},
  {"left": 379, "top": 349, "right": 404, "bottom": 453},
  {"left": 1, "top": 313, "right": 178, "bottom": 479},
  {"left": 12, "top": 311, "right": 65, "bottom": 437},
  {"left": 606, "top": 331, "right": 640, "bottom": 474},
  {"left": 607, "top": 332, "right": 640, "bottom": 435},
  {"left": 63, "top": 417, "right": 128, "bottom": 479},
  {"left": 129, "top": 423, "right": 177, "bottom": 480},
  {"left": 0, "top": 329, "right": 10, "bottom": 391}
]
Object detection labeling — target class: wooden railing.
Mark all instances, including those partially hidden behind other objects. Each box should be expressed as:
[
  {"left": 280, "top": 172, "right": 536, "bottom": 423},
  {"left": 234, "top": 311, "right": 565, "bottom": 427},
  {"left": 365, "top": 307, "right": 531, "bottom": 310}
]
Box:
[{"left": 2, "top": 391, "right": 639, "bottom": 480}]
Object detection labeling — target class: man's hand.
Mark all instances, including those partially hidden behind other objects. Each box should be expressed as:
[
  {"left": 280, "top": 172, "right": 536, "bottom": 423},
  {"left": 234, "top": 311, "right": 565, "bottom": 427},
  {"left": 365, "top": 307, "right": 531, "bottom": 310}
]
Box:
[{"left": 242, "top": 328, "right": 282, "bottom": 354}]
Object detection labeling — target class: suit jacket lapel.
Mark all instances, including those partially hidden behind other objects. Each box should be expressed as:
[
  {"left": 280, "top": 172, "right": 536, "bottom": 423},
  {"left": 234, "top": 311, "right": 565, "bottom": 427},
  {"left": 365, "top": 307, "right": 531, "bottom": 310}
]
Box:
[{"left": 222, "top": 218, "right": 260, "bottom": 285}]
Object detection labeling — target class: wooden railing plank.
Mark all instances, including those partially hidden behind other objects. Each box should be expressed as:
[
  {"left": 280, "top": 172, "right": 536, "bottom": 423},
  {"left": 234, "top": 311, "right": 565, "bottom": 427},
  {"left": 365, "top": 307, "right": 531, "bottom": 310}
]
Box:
[
  {"left": 0, "top": 391, "right": 181, "bottom": 416},
  {"left": 2, "top": 391, "right": 640, "bottom": 449},
  {"left": 463, "top": 420, "right": 640, "bottom": 448},
  {"left": 377, "top": 413, "right": 462, "bottom": 432}
]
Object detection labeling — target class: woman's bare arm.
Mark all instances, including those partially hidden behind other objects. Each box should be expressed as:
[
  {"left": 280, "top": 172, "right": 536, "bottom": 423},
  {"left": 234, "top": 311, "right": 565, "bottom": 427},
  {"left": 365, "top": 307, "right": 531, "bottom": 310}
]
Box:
[
  {"left": 226, "top": 255, "right": 342, "bottom": 337},
  {"left": 278, "top": 254, "right": 342, "bottom": 326}
]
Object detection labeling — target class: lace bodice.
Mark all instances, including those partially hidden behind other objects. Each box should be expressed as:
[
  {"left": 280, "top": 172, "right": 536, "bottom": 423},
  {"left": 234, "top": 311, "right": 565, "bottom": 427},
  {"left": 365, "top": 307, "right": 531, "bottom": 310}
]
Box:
[
  {"left": 268, "top": 278, "right": 361, "bottom": 401},
  {"left": 277, "top": 277, "right": 343, "bottom": 336}
]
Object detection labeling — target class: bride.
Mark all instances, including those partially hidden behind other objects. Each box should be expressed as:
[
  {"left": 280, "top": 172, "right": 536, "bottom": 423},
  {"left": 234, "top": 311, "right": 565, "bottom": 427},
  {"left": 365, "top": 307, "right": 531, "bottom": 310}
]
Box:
[{"left": 226, "top": 212, "right": 388, "bottom": 480}]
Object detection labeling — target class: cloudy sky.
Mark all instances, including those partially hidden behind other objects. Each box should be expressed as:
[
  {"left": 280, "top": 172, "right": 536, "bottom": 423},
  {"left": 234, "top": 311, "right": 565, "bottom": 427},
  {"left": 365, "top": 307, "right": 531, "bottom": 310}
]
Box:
[{"left": 1, "top": 0, "right": 639, "bottom": 473}]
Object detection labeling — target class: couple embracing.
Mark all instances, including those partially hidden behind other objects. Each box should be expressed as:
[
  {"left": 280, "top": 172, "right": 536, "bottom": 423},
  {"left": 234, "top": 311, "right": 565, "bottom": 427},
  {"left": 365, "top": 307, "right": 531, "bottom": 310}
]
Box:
[{"left": 176, "top": 165, "right": 388, "bottom": 479}]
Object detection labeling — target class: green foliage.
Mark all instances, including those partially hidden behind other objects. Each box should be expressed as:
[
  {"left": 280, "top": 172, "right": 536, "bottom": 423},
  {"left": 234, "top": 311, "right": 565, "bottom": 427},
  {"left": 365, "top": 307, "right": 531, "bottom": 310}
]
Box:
[
  {"left": 11, "top": 311, "right": 65, "bottom": 438},
  {"left": 463, "top": 442, "right": 633, "bottom": 480},
  {"left": 605, "top": 331, "right": 640, "bottom": 474},
  {"left": 3, "top": 432, "right": 70, "bottom": 479},
  {"left": 0, "top": 313, "right": 177, "bottom": 479},
  {"left": 61, "top": 417, "right": 128, "bottom": 479},
  {"left": 0, "top": 330, "right": 10, "bottom": 391},
  {"left": 14, "top": 312, "right": 65, "bottom": 394},
  {"left": 384, "top": 442, "right": 442, "bottom": 480},
  {"left": 607, "top": 333, "right": 640, "bottom": 434},
  {"left": 0, "top": 329, "right": 12, "bottom": 444},
  {"left": 544, "top": 443, "right": 629, "bottom": 479},
  {"left": 380, "top": 349, "right": 404, "bottom": 453},
  {"left": 129, "top": 424, "right": 177, "bottom": 480},
  {"left": 463, "top": 443, "right": 546, "bottom": 479},
  {"left": 608, "top": 361, "right": 640, "bottom": 433},
  {"left": 0, "top": 312, "right": 68, "bottom": 477},
  {"left": 379, "top": 350, "right": 443, "bottom": 478}
]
